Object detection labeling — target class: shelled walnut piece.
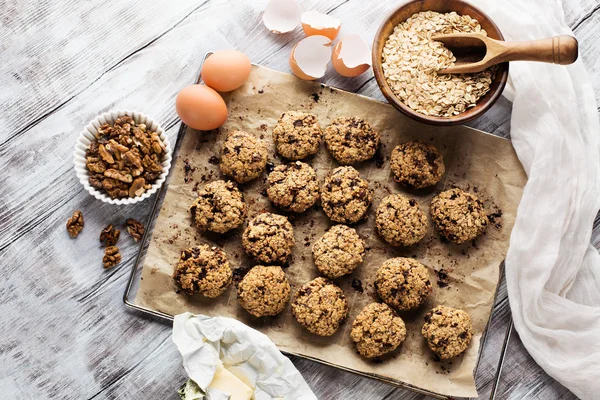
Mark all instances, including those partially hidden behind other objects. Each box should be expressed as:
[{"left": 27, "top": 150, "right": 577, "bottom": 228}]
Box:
[
  {"left": 100, "top": 224, "right": 120, "bottom": 246},
  {"left": 99, "top": 224, "right": 121, "bottom": 269},
  {"left": 66, "top": 210, "right": 84, "bottom": 238},
  {"left": 125, "top": 218, "right": 145, "bottom": 242},
  {"left": 103, "top": 246, "right": 122, "bottom": 269},
  {"left": 86, "top": 115, "right": 166, "bottom": 199}
]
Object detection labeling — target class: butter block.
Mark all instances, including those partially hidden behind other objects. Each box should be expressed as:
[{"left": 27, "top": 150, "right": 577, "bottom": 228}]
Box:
[{"left": 208, "top": 366, "right": 254, "bottom": 400}]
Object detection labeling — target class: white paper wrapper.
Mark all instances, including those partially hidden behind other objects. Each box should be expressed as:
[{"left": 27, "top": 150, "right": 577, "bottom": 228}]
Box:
[{"left": 173, "top": 312, "right": 317, "bottom": 400}]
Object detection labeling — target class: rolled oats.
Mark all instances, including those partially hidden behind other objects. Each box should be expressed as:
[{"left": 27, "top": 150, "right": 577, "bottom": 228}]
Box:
[
  {"left": 382, "top": 11, "right": 496, "bottom": 117},
  {"left": 85, "top": 116, "right": 165, "bottom": 199}
]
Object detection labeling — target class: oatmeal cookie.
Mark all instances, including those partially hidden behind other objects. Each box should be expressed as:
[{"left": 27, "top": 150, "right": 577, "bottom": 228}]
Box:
[
  {"left": 320, "top": 166, "right": 373, "bottom": 224},
  {"left": 421, "top": 305, "right": 474, "bottom": 359},
  {"left": 291, "top": 277, "right": 349, "bottom": 336},
  {"left": 172, "top": 244, "right": 232, "bottom": 298},
  {"left": 272, "top": 111, "right": 322, "bottom": 160},
  {"left": 242, "top": 213, "right": 295, "bottom": 265},
  {"left": 190, "top": 180, "right": 246, "bottom": 234},
  {"left": 323, "top": 117, "right": 380, "bottom": 165},
  {"left": 220, "top": 130, "right": 268, "bottom": 184},
  {"left": 375, "top": 194, "right": 427, "bottom": 246},
  {"left": 390, "top": 141, "right": 445, "bottom": 189},
  {"left": 312, "top": 225, "right": 365, "bottom": 279},
  {"left": 430, "top": 188, "right": 488, "bottom": 244},
  {"left": 237, "top": 266, "right": 291, "bottom": 317},
  {"left": 267, "top": 161, "right": 319, "bottom": 213},
  {"left": 375, "top": 257, "right": 432, "bottom": 311},
  {"left": 350, "top": 303, "right": 407, "bottom": 358}
]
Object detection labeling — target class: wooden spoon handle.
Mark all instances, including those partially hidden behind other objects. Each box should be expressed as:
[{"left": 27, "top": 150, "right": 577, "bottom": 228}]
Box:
[{"left": 495, "top": 35, "right": 578, "bottom": 65}]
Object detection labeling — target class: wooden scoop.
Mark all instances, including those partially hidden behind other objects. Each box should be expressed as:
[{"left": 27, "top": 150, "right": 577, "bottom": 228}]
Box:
[{"left": 432, "top": 33, "right": 578, "bottom": 74}]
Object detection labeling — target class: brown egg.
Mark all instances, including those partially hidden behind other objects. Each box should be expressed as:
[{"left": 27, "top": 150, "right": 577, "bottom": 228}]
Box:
[
  {"left": 175, "top": 84, "right": 228, "bottom": 131},
  {"left": 201, "top": 50, "right": 251, "bottom": 92}
]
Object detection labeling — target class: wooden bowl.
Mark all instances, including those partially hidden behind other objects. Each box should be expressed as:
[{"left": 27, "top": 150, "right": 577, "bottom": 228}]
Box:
[{"left": 372, "top": 0, "right": 509, "bottom": 126}]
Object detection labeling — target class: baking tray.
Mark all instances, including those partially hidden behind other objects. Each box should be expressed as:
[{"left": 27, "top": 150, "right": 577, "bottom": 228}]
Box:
[{"left": 123, "top": 53, "right": 513, "bottom": 400}]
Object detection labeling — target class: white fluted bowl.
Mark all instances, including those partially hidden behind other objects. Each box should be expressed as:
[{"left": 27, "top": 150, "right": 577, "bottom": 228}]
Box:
[{"left": 73, "top": 110, "right": 172, "bottom": 205}]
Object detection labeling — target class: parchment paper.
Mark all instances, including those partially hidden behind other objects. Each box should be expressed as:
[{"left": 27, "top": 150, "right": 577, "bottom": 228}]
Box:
[{"left": 135, "top": 65, "right": 526, "bottom": 398}]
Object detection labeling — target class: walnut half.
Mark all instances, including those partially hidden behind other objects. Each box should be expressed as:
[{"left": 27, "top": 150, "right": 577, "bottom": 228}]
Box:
[
  {"left": 128, "top": 177, "right": 146, "bottom": 197},
  {"left": 66, "top": 210, "right": 84, "bottom": 238},
  {"left": 103, "top": 246, "right": 121, "bottom": 269},
  {"left": 104, "top": 169, "right": 133, "bottom": 183},
  {"left": 100, "top": 224, "right": 120, "bottom": 246},
  {"left": 125, "top": 218, "right": 145, "bottom": 242}
]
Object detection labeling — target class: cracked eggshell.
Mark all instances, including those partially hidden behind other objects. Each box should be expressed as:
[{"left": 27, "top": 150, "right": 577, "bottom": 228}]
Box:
[
  {"left": 262, "top": 0, "right": 301, "bottom": 34},
  {"left": 332, "top": 34, "right": 372, "bottom": 77},
  {"left": 289, "top": 35, "right": 332, "bottom": 81},
  {"left": 301, "top": 10, "right": 342, "bottom": 41}
]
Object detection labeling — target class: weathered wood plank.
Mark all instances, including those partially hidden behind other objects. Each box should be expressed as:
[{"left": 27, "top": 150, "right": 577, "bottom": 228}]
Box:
[{"left": 0, "top": 0, "right": 208, "bottom": 144}]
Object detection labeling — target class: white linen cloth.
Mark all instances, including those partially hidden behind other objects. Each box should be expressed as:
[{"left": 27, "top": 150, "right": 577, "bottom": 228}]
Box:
[
  {"left": 173, "top": 312, "right": 317, "bottom": 399},
  {"left": 472, "top": 1, "right": 600, "bottom": 398}
]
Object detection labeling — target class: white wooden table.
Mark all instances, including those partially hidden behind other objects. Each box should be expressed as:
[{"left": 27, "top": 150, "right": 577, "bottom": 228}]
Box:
[{"left": 1, "top": 0, "right": 599, "bottom": 398}]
